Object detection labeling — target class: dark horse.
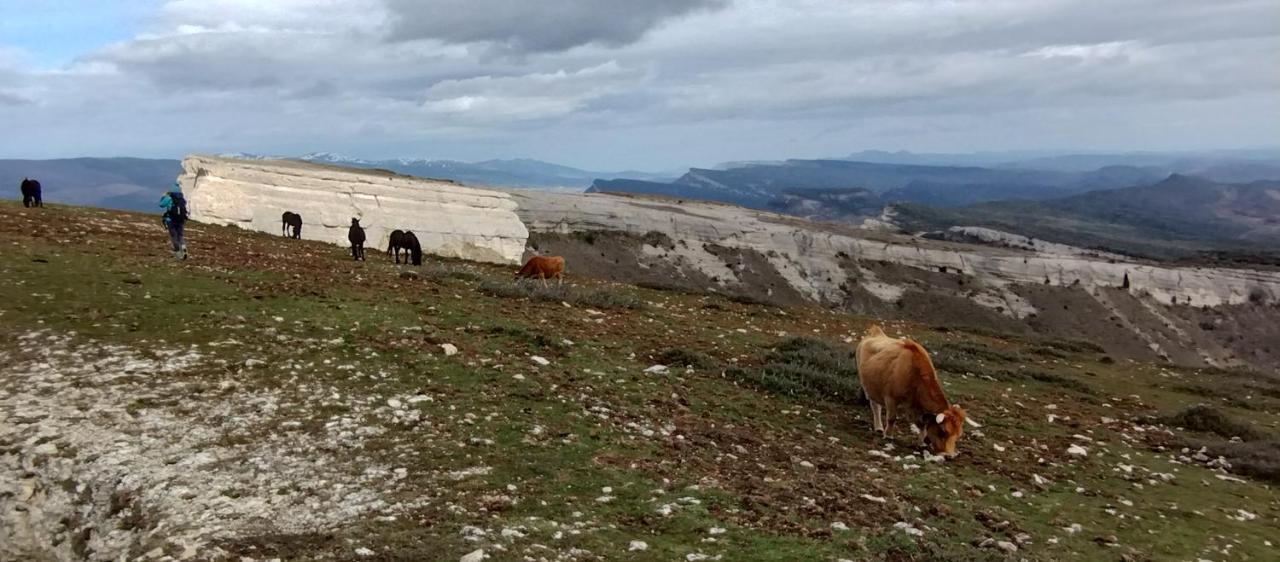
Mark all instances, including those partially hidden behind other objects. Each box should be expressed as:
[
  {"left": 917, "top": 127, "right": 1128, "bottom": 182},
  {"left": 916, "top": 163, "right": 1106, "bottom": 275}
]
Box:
[
  {"left": 386, "top": 229, "right": 423, "bottom": 265},
  {"left": 402, "top": 231, "right": 423, "bottom": 266},
  {"left": 387, "top": 229, "right": 406, "bottom": 263},
  {"left": 281, "top": 211, "right": 302, "bottom": 239},
  {"left": 20, "top": 178, "right": 42, "bottom": 208},
  {"left": 348, "top": 218, "right": 366, "bottom": 261}
]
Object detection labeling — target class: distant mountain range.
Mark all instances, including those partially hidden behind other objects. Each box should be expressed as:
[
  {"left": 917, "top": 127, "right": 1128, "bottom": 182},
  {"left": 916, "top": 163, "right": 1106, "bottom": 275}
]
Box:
[
  {"left": 0, "top": 157, "right": 182, "bottom": 212},
  {"left": 290, "top": 152, "right": 675, "bottom": 189},
  {"left": 894, "top": 175, "right": 1280, "bottom": 261},
  {"left": 2, "top": 153, "right": 674, "bottom": 212},
  {"left": 590, "top": 159, "right": 1173, "bottom": 210}
]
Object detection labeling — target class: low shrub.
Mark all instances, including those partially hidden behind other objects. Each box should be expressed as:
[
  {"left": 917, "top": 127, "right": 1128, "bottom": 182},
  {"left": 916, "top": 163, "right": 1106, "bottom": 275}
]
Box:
[
  {"left": 654, "top": 348, "right": 718, "bottom": 370},
  {"left": 1204, "top": 440, "right": 1280, "bottom": 483},
  {"left": 727, "top": 337, "right": 863, "bottom": 404},
  {"left": 1155, "top": 404, "right": 1264, "bottom": 441},
  {"left": 478, "top": 280, "right": 647, "bottom": 310}
]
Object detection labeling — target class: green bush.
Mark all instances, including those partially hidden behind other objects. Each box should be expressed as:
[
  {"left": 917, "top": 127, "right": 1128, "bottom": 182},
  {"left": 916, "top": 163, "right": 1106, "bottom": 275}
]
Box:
[
  {"left": 478, "top": 280, "right": 646, "bottom": 310},
  {"left": 727, "top": 337, "right": 863, "bottom": 404},
  {"left": 1156, "top": 405, "right": 1264, "bottom": 441}
]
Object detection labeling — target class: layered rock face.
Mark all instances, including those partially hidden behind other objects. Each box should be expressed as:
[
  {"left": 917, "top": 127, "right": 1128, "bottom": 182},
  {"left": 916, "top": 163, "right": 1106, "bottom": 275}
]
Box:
[
  {"left": 179, "top": 156, "right": 528, "bottom": 264},
  {"left": 507, "top": 190, "right": 1280, "bottom": 308},
  {"left": 507, "top": 189, "right": 1280, "bottom": 368}
]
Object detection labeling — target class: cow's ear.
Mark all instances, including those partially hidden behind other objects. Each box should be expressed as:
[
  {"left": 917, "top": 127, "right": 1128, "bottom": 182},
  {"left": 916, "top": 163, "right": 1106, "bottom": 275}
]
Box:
[{"left": 935, "top": 413, "right": 946, "bottom": 424}]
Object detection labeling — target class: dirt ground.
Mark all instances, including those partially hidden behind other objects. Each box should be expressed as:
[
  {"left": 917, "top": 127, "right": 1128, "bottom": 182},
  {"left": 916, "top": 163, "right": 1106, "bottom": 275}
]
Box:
[{"left": 2, "top": 202, "right": 1279, "bottom": 562}]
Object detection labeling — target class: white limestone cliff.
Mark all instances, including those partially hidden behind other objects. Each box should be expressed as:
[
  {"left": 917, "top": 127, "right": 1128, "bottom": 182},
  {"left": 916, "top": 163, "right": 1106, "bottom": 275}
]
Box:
[
  {"left": 178, "top": 155, "right": 527, "bottom": 264},
  {"left": 505, "top": 189, "right": 1280, "bottom": 310}
]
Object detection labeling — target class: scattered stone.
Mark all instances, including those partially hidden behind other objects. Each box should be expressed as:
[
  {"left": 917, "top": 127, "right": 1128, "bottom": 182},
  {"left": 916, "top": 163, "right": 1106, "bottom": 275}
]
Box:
[
  {"left": 831, "top": 522, "right": 850, "bottom": 532},
  {"left": 441, "top": 343, "right": 458, "bottom": 356},
  {"left": 399, "top": 270, "right": 420, "bottom": 280},
  {"left": 1067, "top": 444, "right": 1089, "bottom": 457},
  {"left": 355, "top": 547, "right": 375, "bottom": 557},
  {"left": 643, "top": 364, "right": 669, "bottom": 374},
  {"left": 530, "top": 355, "right": 550, "bottom": 366},
  {"left": 628, "top": 541, "right": 649, "bottom": 551},
  {"left": 460, "top": 549, "right": 485, "bottom": 562},
  {"left": 243, "top": 358, "right": 266, "bottom": 368},
  {"left": 995, "top": 541, "right": 1018, "bottom": 553}
]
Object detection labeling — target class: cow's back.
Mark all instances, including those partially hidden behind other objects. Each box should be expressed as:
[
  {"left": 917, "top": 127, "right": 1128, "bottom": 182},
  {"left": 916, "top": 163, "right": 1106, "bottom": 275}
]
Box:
[{"left": 857, "top": 334, "right": 913, "bottom": 402}]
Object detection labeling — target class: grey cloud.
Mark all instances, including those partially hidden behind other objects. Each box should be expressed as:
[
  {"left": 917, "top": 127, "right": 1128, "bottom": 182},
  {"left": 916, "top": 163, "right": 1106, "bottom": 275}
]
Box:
[{"left": 383, "top": 0, "right": 726, "bottom": 52}]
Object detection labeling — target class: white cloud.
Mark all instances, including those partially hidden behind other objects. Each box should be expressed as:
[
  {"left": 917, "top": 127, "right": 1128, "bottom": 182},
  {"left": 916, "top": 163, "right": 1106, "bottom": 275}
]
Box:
[{"left": 0, "top": 0, "right": 1276, "bottom": 169}]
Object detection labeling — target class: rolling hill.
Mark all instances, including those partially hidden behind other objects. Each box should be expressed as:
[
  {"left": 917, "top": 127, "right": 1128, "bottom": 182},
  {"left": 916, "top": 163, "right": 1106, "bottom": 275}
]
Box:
[
  {"left": 893, "top": 174, "right": 1280, "bottom": 261},
  {"left": 590, "top": 159, "right": 1166, "bottom": 210},
  {"left": 0, "top": 157, "right": 182, "bottom": 212}
]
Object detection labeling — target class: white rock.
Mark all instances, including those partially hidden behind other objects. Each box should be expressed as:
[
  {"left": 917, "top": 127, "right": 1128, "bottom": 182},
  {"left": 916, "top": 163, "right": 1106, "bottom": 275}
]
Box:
[
  {"left": 643, "top": 364, "right": 669, "bottom": 374},
  {"left": 831, "top": 522, "right": 850, "bottom": 531},
  {"left": 355, "top": 547, "right": 375, "bottom": 557},
  {"left": 628, "top": 541, "right": 649, "bottom": 551},
  {"left": 860, "top": 494, "right": 887, "bottom": 503},
  {"left": 441, "top": 343, "right": 459, "bottom": 356},
  {"left": 460, "top": 549, "right": 486, "bottom": 562},
  {"left": 530, "top": 356, "right": 550, "bottom": 366},
  {"left": 182, "top": 155, "right": 528, "bottom": 264},
  {"left": 996, "top": 541, "right": 1018, "bottom": 553},
  {"left": 1067, "top": 444, "right": 1089, "bottom": 457},
  {"left": 708, "top": 527, "right": 727, "bottom": 535}
]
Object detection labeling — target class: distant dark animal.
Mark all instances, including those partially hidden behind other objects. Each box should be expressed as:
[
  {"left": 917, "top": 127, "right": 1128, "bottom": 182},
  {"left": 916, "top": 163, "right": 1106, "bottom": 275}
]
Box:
[
  {"left": 20, "top": 178, "right": 43, "bottom": 208},
  {"left": 515, "top": 256, "right": 565, "bottom": 288},
  {"left": 387, "top": 229, "right": 406, "bottom": 263},
  {"left": 402, "top": 231, "right": 423, "bottom": 266},
  {"left": 856, "top": 325, "right": 978, "bottom": 459},
  {"left": 281, "top": 211, "right": 302, "bottom": 239},
  {"left": 348, "top": 218, "right": 366, "bottom": 261}
]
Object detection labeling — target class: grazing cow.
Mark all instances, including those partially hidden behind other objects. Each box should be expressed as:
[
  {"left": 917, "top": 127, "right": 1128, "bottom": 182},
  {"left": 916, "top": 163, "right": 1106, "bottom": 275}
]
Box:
[
  {"left": 20, "top": 177, "right": 43, "bottom": 208},
  {"left": 348, "top": 218, "right": 366, "bottom": 261},
  {"left": 856, "top": 325, "right": 976, "bottom": 458},
  {"left": 515, "top": 255, "right": 565, "bottom": 287},
  {"left": 281, "top": 212, "right": 302, "bottom": 239},
  {"left": 387, "top": 229, "right": 406, "bottom": 263}
]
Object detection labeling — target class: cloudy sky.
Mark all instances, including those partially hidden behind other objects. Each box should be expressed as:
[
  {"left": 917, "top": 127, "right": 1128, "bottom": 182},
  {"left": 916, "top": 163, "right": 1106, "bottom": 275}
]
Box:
[{"left": 1, "top": 0, "right": 1277, "bottom": 170}]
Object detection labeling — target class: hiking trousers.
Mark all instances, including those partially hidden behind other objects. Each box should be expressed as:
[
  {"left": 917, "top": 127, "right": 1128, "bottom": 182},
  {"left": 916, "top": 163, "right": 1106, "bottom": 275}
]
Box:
[{"left": 168, "top": 221, "right": 187, "bottom": 258}]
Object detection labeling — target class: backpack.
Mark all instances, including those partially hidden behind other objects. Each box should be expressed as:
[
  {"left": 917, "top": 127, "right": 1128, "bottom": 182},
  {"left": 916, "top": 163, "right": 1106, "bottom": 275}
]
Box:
[{"left": 166, "top": 191, "right": 189, "bottom": 222}]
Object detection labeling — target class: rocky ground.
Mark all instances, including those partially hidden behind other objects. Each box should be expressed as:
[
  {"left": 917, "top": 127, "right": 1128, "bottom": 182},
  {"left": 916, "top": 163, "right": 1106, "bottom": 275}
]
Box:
[{"left": 1, "top": 202, "right": 1278, "bottom": 561}]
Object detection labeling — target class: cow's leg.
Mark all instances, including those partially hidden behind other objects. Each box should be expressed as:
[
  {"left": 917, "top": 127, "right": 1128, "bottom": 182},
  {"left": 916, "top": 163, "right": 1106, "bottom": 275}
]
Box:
[
  {"left": 557, "top": 273, "right": 563, "bottom": 287},
  {"left": 869, "top": 401, "right": 883, "bottom": 433},
  {"left": 882, "top": 398, "right": 897, "bottom": 436},
  {"left": 539, "top": 273, "right": 547, "bottom": 289}
]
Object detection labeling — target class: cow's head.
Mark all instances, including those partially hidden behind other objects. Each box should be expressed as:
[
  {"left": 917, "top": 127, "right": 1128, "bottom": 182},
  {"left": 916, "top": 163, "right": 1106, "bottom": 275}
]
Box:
[{"left": 924, "top": 404, "right": 967, "bottom": 458}]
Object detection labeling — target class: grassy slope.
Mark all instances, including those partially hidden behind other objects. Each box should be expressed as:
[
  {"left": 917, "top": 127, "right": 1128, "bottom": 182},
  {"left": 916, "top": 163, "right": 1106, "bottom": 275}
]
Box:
[{"left": 2, "top": 201, "right": 1278, "bottom": 561}]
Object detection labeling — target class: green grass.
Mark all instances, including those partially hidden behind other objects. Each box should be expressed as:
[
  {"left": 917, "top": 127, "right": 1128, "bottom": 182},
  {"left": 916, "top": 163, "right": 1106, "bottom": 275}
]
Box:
[{"left": 3, "top": 202, "right": 1279, "bottom": 562}]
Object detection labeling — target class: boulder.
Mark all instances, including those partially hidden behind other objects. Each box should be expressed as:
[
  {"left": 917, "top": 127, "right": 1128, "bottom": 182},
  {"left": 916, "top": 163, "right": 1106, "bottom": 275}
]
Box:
[{"left": 179, "top": 155, "right": 528, "bottom": 264}]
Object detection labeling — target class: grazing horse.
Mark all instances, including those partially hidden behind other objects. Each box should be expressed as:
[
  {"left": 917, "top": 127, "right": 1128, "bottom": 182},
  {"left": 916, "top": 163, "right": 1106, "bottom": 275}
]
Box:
[
  {"left": 402, "top": 231, "right": 423, "bottom": 266},
  {"left": 348, "top": 218, "right": 366, "bottom": 261},
  {"left": 281, "top": 211, "right": 302, "bottom": 239},
  {"left": 515, "top": 256, "right": 565, "bottom": 287},
  {"left": 387, "top": 229, "right": 407, "bottom": 263},
  {"left": 20, "top": 178, "right": 43, "bottom": 208}
]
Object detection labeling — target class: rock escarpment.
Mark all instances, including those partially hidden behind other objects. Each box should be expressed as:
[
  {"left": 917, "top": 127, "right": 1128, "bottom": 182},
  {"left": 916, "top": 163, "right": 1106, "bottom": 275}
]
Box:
[
  {"left": 179, "top": 155, "right": 528, "bottom": 264},
  {"left": 506, "top": 189, "right": 1280, "bottom": 369}
]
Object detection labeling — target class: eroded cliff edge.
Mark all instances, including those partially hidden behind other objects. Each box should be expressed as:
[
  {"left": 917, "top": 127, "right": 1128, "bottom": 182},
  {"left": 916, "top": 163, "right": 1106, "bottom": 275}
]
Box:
[{"left": 179, "top": 155, "right": 528, "bottom": 264}]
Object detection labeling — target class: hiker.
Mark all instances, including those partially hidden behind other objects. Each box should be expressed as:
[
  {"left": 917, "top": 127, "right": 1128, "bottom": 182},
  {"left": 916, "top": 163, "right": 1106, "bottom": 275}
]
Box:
[
  {"left": 20, "top": 177, "right": 43, "bottom": 208},
  {"left": 159, "top": 184, "right": 190, "bottom": 260}
]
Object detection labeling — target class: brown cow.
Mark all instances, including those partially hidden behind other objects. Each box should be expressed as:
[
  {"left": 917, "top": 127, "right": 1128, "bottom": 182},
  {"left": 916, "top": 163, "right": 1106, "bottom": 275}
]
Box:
[
  {"left": 515, "top": 255, "right": 565, "bottom": 288},
  {"left": 856, "top": 325, "right": 976, "bottom": 458}
]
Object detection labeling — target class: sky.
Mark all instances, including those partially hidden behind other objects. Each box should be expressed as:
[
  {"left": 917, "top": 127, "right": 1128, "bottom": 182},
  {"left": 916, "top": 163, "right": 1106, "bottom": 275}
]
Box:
[{"left": 0, "top": 0, "right": 1277, "bottom": 171}]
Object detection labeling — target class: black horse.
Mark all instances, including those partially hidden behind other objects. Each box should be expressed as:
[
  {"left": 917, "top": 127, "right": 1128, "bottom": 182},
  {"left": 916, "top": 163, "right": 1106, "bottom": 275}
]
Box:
[
  {"left": 402, "top": 231, "right": 423, "bottom": 266},
  {"left": 386, "top": 229, "right": 422, "bottom": 265},
  {"left": 20, "top": 178, "right": 42, "bottom": 208},
  {"left": 348, "top": 218, "right": 366, "bottom": 261},
  {"left": 281, "top": 211, "right": 302, "bottom": 239},
  {"left": 387, "top": 229, "right": 406, "bottom": 263}
]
